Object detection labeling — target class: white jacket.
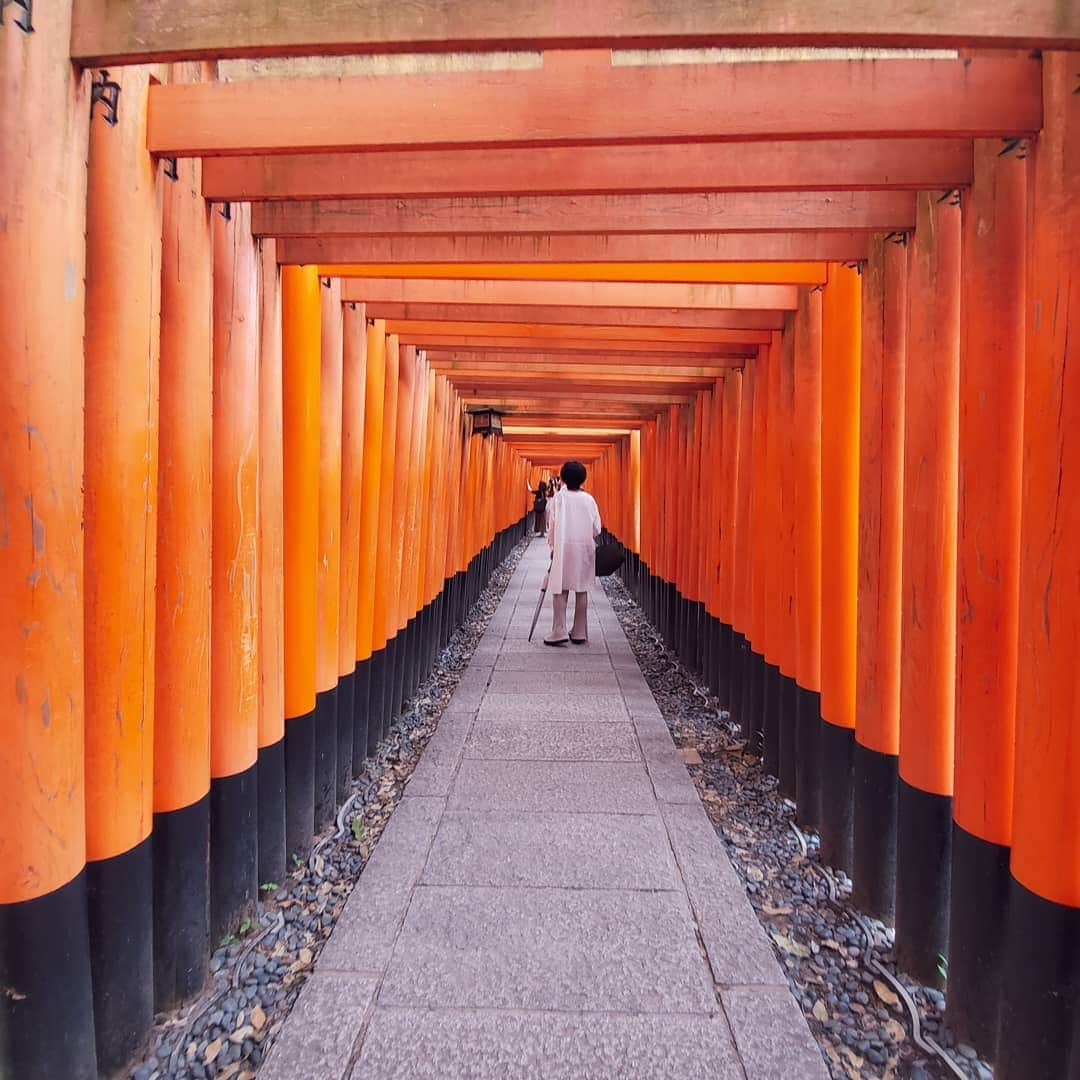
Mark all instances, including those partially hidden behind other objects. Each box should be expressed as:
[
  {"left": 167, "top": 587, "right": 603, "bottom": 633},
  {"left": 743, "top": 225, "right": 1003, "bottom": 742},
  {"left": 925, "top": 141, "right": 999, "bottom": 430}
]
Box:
[{"left": 546, "top": 488, "right": 602, "bottom": 593}]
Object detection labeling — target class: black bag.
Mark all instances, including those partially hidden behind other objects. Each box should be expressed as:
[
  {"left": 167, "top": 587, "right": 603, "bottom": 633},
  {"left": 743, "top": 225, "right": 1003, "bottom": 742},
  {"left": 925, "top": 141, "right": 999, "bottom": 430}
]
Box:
[{"left": 594, "top": 543, "right": 625, "bottom": 578}]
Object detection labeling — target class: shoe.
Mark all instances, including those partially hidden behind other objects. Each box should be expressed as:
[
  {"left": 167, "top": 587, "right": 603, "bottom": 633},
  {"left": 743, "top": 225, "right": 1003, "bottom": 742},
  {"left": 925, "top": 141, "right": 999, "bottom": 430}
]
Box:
[
  {"left": 570, "top": 638, "right": 588, "bottom": 645},
  {"left": 544, "top": 638, "right": 570, "bottom": 647}
]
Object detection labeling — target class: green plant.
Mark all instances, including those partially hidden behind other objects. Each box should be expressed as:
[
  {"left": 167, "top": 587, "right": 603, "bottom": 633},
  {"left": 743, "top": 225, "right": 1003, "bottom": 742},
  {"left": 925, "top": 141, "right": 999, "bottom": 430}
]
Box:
[
  {"left": 238, "top": 916, "right": 254, "bottom": 937},
  {"left": 259, "top": 882, "right": 279, "bottom": 893},
  {"left": 936, "top": 953, "right": 949, "bottom": 981},
  {"left": 351, "top": 818, "right": 366, "bottom": 842}
]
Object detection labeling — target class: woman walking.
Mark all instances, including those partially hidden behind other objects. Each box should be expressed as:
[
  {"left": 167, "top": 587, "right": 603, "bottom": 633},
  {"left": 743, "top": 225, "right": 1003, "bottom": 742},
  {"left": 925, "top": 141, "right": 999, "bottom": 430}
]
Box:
[
  {"left": 531, "top": 480, "right": 549, "bottom": 536},
  {"left": 544, "top": 460, "right": 601, "bottom": 646}
]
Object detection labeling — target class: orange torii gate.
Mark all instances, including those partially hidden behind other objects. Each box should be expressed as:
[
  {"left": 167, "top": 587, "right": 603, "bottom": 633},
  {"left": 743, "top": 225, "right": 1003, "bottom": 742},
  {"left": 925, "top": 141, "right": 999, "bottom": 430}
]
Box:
[{"left": 1, "top": 8, "right": 1078, "bottom": 1079}]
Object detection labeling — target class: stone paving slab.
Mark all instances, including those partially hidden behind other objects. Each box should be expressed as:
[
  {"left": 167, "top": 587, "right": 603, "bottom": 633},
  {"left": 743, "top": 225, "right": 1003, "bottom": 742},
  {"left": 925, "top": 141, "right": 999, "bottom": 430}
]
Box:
[
  {"left": 379, "top": 886, "right": 719, "bottom": 1014},
  {"left": 448, "top": 759, "right": 658, "bottom": 815},
  {"left": 265, "top": 539, "right": 824, "bottom": 1079},
  {"left": 422, "top": 810, "right": 680, "bottom": 890},
  {"left": 479, "top": 691, "right": 630, "bottom": 722},
  {"left": 464, "top": 717, "right": 639, "bottom": 761},
  {"left": 354, "top": 1008, "right": 745, "bottom": 1080},
  {"left": 493, "top": 652, "right": 614, "bottom": 672},
  {"left": 260, "top": 972, "right": 378, "bottom": 1080},
  {"left": 487, "top": 670, "right": 622, "bottom": 694},
  {"left": 722, "top": 987, "right": 831, "bottom": 1078}
]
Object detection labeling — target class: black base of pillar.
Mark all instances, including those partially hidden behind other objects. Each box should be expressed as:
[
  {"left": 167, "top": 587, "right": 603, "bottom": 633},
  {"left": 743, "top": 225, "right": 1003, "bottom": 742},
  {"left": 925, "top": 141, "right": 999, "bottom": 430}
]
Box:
[
  {"left": 336, "top": 670, "right": 355, "bottom": 803},
  {"left": 209, "top": 763, "right": 257, "bottom": 943},
  {"left": 762, "top": 660, "right": 781, "bottom": 777},
  {"left": 851, "top": 741, "right": 898, "bottom": 922},
  {"left": 778, "top": 672, "right": 798, "bottom": 800},
  {"left": 818, "top": 721, "right": 855, "bottom": 875},
  {"left": 894, "top": 778, "right": 952, "bottom": 986},
  {"left": 367, "top": 648, "right": 385, "bottom": 757},
  {"left": 795, "top": 686, "right": 821, "bottom": 831},
  {"left": 152, "top": 794, "right": 210, "bottom": 1010},
  {"left": 946, "top": 823, "right": 1011, "bottom": 1056},
  {"left": 728, "top": 630, "right": 745, "bottom": 717},
  {"left": 352, "top": 657, "right": 371, "bottom": 774},
  {"left": 313, "top": 684, "right": 339, "bottom": 832},
  {"left": 998, "top": 877, "right": 1080, "bottom": 1079},
  {"left": 284, "top": 707, "right": 316, "bottom": 863},
  {"left": 0, "top": 871, "right": 97, "bottom": 1080},
  {"left": 256, "top": 736, "right": 287, "bottom": 887},
  {"left": 86, "top": 835, "right": 153, "bottom": 1073}
]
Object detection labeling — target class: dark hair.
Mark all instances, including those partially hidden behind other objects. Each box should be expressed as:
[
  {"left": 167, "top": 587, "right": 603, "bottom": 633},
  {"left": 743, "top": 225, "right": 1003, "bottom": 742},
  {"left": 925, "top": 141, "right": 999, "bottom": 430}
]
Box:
[{"left": 560, "top": 460, "right": 587, "bottom": 491}]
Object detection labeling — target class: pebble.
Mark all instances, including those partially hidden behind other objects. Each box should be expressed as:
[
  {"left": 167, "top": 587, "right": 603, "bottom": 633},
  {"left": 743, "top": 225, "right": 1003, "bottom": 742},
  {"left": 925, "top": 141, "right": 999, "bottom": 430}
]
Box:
[
  {"left": 603, "top": 575, "right": 994, "bottom": 1080},
  {"left": 125, "top": 541, "right": 531, "bottom": 1079}
]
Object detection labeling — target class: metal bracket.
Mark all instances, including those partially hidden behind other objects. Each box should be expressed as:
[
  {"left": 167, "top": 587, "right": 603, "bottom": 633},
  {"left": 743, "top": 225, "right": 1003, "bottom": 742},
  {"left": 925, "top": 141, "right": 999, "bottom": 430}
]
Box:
[
  {"left": 219, "top": 201, "right": 231, "bottom": 221},
  {"left": 843, "top": 259, "right": 866, "bottom": 276},
  {"left": 884, "top": 230, "right": 910, "bottom": 248},
  {"left": 162, "top": 157, "right": 179, "bottom": 181},
  {"left": 937, "top": 188, "right": 961, "bottom": 207},
  {"left": 91, "top": 70, "right": 120, "bottom": 126},
  {"left": 322, "top": 276, "right": 331, "bottom": 288},
  {"left": 998, "top": 137, "right": 1029, "bottom": 159},
  {"left": 0, "top": 0, "right": 34, "bottom": 33}
]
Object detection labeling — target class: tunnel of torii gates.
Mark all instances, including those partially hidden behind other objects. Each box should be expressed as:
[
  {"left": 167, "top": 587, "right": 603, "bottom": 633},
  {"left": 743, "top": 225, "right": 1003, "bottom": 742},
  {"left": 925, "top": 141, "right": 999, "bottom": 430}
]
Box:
[{"left": 1, "top": 3, "right": 1079, "bottom": 1078}]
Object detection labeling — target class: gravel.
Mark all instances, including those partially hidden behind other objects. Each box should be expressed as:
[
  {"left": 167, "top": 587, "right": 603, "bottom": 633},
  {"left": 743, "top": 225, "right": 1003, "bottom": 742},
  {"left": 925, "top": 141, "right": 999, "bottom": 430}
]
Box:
[
  {"left": 128, "top": 539, "right": 530, "bottom": 1080},
  {"left": 603, "top": 574, "right": 992, "bottom": 1080}
]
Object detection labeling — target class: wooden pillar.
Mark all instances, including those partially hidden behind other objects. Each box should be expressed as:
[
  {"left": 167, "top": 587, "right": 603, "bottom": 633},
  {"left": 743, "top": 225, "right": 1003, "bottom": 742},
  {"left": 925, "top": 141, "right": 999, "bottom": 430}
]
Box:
[
  {"left": 762, "top": 333, "right": 784, "bottom": 777},
  {"left": 83, "top": 65, "right": 160, "bottom": 1073},
  {"left": 819, "top": 262, "right": 861, "bottom": 874},
  {"left": 314, "top": 278, "right": 342, "bottom": 830},
  {"left": 734, "top": 362, "right": 758, "bottom": 733},
  {"left": 370, "top": 333, "right": 400, "bottom": 743},
  {"left": 153, "top": 137, "right": 212, "bottom": 1009},
  {"left": 777, "top": 318, "right": 799, "bottom": 799},
  {"left": 356, "top": 320, "right": 386, "bottom": 759},
  {"left": 947, "top": 140, "right": 1026, "bottom": 1054},
  {"left": 793, "top": 287, "right": 823, "bottom": 830},
  {"left": 999, "top": 52, "right": 1080, "bottom": 1080},
  {"left": 209, "top": 203, "right": 260, "bottom": 940},
  {"left": 895, "top": 190, "right": 961, "bottom": 985},
  {"left": 853, "top": 233, "right": 908, "bottom": 922},
  {"left": 256, "top": 238, "right": 286, "bottom": 886},
  {"left": 0, "top": 3, "right": 96, "bottom": 1074},
  {"left": 339, "top": 302, "right": 368, "bottom": 777},
  {"left": 281, "top": 264, "right": 320, "bottom": 861},
  {"left": 717, "top": 372, "right": 743, "bottom": 705}
]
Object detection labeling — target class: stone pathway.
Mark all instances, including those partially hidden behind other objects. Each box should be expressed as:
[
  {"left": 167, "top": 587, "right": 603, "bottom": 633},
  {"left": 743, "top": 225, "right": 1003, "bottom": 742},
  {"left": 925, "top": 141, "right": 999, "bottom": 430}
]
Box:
[{"left": 261, "top": 540, "right": 828, "bottom": 1080}]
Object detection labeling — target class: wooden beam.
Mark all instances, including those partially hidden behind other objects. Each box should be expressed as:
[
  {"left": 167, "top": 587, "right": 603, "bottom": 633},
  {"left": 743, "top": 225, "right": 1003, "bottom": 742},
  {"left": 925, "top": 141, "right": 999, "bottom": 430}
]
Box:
[
  {"left": 465, "top": 388, "right": 691, "bottom": 402},
  {"left": 431, "top": 359, "right": 738, "bottom": 377},
  {"left": 327, "top": 261, "right": 826, "bottom": 285},
  {"left": 361, "top": 302, "right": 787, "bottom": 331},
  {"left": 147, "top": 56, "right": 1041, "bottom": 156},
  {"left": 386, "top": 320, "right": 771, "bottom": 345},
  {"left": 425, "top": 356, "right": 747, "bottom": 373},
  {"left": 74, "top": 4, "right": 1077, "bottom": 70},
  {"left": 447, "top": 371, "right": 717, "bottom": 389},
  {"left": 202, "top": 139, "right": 973, "bottom": 201},
  {"left": 279, "top": 233, "right": 870, "bottom": 265},
  {"left": 400, "top": 335, "right": 746, "bottom": 356},
  {"left": 254, "top": 191, "right": 916, "bottom": 237},
  {"left": 339, "top": 278, "right": 797, "bottom": 310}
]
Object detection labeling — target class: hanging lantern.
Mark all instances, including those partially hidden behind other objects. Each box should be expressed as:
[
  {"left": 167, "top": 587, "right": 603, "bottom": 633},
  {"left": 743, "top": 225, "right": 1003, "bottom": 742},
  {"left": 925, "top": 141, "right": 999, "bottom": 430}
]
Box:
[{"left": 468, "top": 407, "right": 504, "bottom": 438}]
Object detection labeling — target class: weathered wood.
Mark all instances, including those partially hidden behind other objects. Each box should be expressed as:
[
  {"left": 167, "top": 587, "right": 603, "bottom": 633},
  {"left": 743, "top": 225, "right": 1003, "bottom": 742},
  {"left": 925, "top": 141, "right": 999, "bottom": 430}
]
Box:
[
  {"left": 278, "top": 233, "right": 870, "bottom": 265},
  {"left": 202, "top": 139, "right": 973, "bottom": 201},
  {"left": 255, "top": 191, "right": 915, "bottom": 238},
  {"left": 339, "top": 278, "right": 797, "bottom": 310},
  {"left": 148, "top": 56, "right": 1041, "bottom": 156},
  {"left": 361, "top": 302, "right": 786, "bottom": 330},
  {"left": 327, "top": 261, "right": 826, "bottom": 285},
  {"left": 386, "top": 320, "right": 771, "bottom": 345},
  {"left": 396, "top": 334, "right": 743, "bottom": 356},
  {"left": 72, "top": 0, "right": 1079, "bottom": 66}
]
